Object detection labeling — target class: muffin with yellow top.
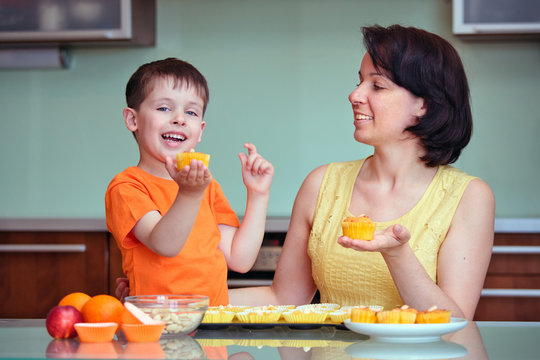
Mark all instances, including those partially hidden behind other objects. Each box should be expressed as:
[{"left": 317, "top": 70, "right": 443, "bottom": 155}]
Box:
[
  {"left": 342, "top": 215, "right": 376, "bottom": 240},
  {"left": 376, "top": 308, "right": 401, "bottom": 324},
  {"left": 236, "top": 309, "right": 281, "bottom": 323},
  {"left": 342, "top": 305, "right": 384, "bottom": 314},
  {"left": 350, "top": 307, "right": 377, "bottom": 323},
  {"left": 176, "top": 149, "right": 210, "bottom": 169},
  {"left": 296, "top": 303, "right": 340, "bottom": 312},
  {"left": 209, "top": 305, "right": 248, "bottom": 314},
  {"left": 415, "top": 306, "right": 451, "bottom": 324},
  {"left": 398, "top": 305, "right": 418, "bottom": 324}
]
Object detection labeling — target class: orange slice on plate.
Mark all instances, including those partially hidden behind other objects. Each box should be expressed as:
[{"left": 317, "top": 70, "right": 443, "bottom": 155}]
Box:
[
  {"left": 123, "top": 302, "right": 163, "bottom": 325},
  {"left": 74, "top": 322, "right": 118, "bottom": 343}
]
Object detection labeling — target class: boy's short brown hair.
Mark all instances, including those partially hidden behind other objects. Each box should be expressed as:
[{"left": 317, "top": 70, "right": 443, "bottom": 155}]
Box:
[{"left": 125, "top": 58, "right": 209, "bottom": 114}]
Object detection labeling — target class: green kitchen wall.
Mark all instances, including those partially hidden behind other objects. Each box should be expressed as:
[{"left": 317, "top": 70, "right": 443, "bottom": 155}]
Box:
[{"left": 1, "top": 0, "right": 539, "bottom": 219}]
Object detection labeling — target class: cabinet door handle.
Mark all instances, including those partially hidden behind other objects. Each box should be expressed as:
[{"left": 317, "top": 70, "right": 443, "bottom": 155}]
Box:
[
  {"left": 492, "top": 245, "right": 540, "bottom": 254},
  {"left": 0, "top": 244, "right": 86, "bottom": 253},
  {"left": 481, "top": 289, "right": 540, "bottom": 297}
]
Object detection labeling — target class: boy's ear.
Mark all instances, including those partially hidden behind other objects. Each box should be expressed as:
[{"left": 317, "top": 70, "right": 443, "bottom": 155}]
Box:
[
  {"left": 123, "top": 107, "right": 138, "bottom": 132},
  {"left": 196, "top": 121, "right": 206, "bottom": 143}
]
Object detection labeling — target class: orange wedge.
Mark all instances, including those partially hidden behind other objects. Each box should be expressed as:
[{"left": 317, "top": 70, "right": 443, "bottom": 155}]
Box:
[
  {"left": 121, "top": 323, "right": 166, "bottom": 342},
  {"left": 74, "top": 322, "right": 117, "bottom": 343},
  {"left": 123, "top": 302, "right": 162, "bottom": 325}
]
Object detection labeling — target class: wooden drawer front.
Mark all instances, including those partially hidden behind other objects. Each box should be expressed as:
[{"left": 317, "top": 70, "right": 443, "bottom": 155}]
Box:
[
  {"left": 0, "top": 232, "right": 108, "bottom": 318},
  {"left": 487, "top": 252, "right": 540, "bottom": 275},
  {"left": 474, "top": 233, "right": 540, "bottom": 321},
  {"left": 475, "top": 297, "right": 540, "bottom": 321}
]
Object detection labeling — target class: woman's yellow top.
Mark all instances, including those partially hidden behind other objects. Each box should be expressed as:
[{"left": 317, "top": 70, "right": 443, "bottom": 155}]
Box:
[{"left": 308, "top": 158, "right": 477, "bottom": 309}]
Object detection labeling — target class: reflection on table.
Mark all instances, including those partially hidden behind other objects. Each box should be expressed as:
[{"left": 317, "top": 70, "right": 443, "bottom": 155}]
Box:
[{"left": 1, "top": 319, "right": 540, "bottom": 359}]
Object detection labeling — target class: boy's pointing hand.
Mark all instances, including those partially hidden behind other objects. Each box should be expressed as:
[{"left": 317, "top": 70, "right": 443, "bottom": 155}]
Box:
[{"left": 238, "top": 143, "right": 274, "bottom": 195}]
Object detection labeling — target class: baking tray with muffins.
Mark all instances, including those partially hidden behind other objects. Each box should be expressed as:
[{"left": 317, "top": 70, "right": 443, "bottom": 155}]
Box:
[{"left": 199, "top": 304, "right": 381, "bottom": 330}]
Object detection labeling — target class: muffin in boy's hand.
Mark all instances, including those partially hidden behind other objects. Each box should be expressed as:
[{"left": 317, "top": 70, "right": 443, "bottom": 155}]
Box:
[
  {"left": 176, "top": 149, "right": 210, "bottom": 170},
  {"left": 342, "top": 215, "right": 376, "bottom": 240}
]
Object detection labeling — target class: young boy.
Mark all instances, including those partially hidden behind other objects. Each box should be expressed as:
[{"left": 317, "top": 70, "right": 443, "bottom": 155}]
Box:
[{"left": 105, "top": 58, "right": 274, "bottom": 306}]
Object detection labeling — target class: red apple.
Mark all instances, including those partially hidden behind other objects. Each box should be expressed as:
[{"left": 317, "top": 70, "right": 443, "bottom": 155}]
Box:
[{"left": 45, "top": 305, "right": 83, "bottom": 339}]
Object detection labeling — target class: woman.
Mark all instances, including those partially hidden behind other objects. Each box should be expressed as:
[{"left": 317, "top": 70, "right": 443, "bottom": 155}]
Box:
[{"left": 229, "top": 24, "right": 494, "bottom": 320}]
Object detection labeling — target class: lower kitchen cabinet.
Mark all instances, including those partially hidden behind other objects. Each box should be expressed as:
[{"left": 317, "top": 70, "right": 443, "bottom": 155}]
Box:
[
  {"left": 2, "top": 229, "right": 540, "bottom": 320},
  {"left": 474, "top": 233, "right": 540, "bottom": 321},
  {"left": 0, "top": 231, "right": 112, "bottom": 318}
]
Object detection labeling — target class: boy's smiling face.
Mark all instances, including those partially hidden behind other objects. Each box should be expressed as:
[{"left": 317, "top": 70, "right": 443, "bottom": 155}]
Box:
[{"left": 124, "top": 77, "right": 206, "bottom": 176}]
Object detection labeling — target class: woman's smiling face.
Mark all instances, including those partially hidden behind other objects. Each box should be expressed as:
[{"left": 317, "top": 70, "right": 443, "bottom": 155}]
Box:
[{"left": 348, "top": 53, "right": 425, "bottom": 147}]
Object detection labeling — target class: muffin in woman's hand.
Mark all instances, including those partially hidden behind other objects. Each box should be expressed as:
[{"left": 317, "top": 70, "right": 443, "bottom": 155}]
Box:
[
  {"left": 176, "top": 149, "right": 210, "bottom": 170},
  {"left": 342, "top": 215, "right": 376, "bottom": 240}
]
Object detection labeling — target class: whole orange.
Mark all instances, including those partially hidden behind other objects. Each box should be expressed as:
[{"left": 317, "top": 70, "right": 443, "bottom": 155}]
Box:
[
  {"left": 58, "top": 292, "right": 91, "bottom": 312},
  {"left": 81, "top": 295, "right": 124, "bottom": 324}
]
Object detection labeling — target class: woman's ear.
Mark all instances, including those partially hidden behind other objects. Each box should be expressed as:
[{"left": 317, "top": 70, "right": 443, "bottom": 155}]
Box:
[
  {"left": 415, "top": 98, "right": 427, "bottom": 118},
  {"left": 123, "top": 107, "right": 138, "bottom": 132}
]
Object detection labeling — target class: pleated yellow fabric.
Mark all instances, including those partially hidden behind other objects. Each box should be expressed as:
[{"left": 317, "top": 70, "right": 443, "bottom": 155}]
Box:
[{"left": 307, "top": 158, "right": 477, "bottom": 309}]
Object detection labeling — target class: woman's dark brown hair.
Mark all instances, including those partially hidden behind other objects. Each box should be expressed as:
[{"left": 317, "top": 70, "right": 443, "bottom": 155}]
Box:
[{"left": 362, "top": 25, "right": 472, "bottom": 166}]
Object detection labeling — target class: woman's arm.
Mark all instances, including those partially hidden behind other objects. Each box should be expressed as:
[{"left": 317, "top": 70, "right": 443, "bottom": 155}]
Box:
[
  {"left": 229, "top": 165, "right": 328, "bottom": 306},
  {"left": 385, "top": 179, "right": 494, "bottom": 319},
  {"left": 436, "top": 178, "right": 495, "bottom": 318}
]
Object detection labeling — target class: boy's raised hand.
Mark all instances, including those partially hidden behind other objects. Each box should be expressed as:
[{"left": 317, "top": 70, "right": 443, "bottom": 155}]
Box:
[
  {"left": 165, "top": 156, "right": 212, "bottom": 196},
  {"left": 238, "top": 143, "right": 274, "bottom": 194}
]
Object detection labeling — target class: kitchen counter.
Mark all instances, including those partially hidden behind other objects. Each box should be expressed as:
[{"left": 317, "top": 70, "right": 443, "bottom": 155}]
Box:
[
  {"left": 1, "top": 319, "right": 539, "bottom": 359},
  {"left": 1, "top": 217, "right": 539, "bottom": 233}
]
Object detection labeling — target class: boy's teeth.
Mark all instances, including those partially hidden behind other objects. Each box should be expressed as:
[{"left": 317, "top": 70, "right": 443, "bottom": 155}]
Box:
[
  {"left": 356, "top": 114, "right": 373, "bottom": 120},
  {"left": 162, "top": 134, "right": 185, "bottom": 141}
]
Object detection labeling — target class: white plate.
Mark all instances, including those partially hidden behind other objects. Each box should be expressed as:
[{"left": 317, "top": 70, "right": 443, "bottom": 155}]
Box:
[{"left": 343, "top": 318, "right": 468, "bottom": 343}]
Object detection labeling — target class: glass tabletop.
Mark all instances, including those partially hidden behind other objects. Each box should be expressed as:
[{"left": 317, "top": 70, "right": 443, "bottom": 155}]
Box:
[{"left": 1, "top": 319, "right": 539, "bottom": 359}]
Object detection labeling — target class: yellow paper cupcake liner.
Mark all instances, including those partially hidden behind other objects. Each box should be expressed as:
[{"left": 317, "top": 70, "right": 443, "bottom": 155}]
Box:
[
  {"left": 328, "top": 310, "right": 349, "bottom": 324},
  {"left": 282, "top": 310, "right": 328, "bottom": 323},
  {"left": 376, "top": 309, "right": 401, "bottom": 324},
  {"left": 176, "top": 152, "right": 210, "bottom": 169},
  {"left": 350, "top": 308, "right": 377, "bottom": 323},
  {"left": 202, "top": 310, "right": 235, "bottom": 323},
  {"left": 236, "top": 311, "right": 281, "bottom": 323},
  {"left": 416, "top": 309, "right": 451, "bottom": 323},
  {"left": 341, "top": 221, "right": 376, "bottom": 240}
]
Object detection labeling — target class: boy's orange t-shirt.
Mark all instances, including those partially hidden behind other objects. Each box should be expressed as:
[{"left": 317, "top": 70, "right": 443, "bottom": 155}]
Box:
[{"left": 105, "top": 166, "right": 240, "bottom": 306}]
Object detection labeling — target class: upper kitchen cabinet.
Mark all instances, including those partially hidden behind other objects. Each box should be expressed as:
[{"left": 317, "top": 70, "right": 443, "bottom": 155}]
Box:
[
  {"left": 0, "top": 0, "right": 155, "bottom": 47},
  {"left": 453, "top": 0, "right": 540, "bottom": 40}
]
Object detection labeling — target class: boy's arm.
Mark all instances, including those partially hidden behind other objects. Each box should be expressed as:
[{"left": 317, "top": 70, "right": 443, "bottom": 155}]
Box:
[
  {"left": 131, "top": 158, "right": 211, "bottom": 257},
  {"left": 219, "top": 143, "right": 274, "bottom": 273}
]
